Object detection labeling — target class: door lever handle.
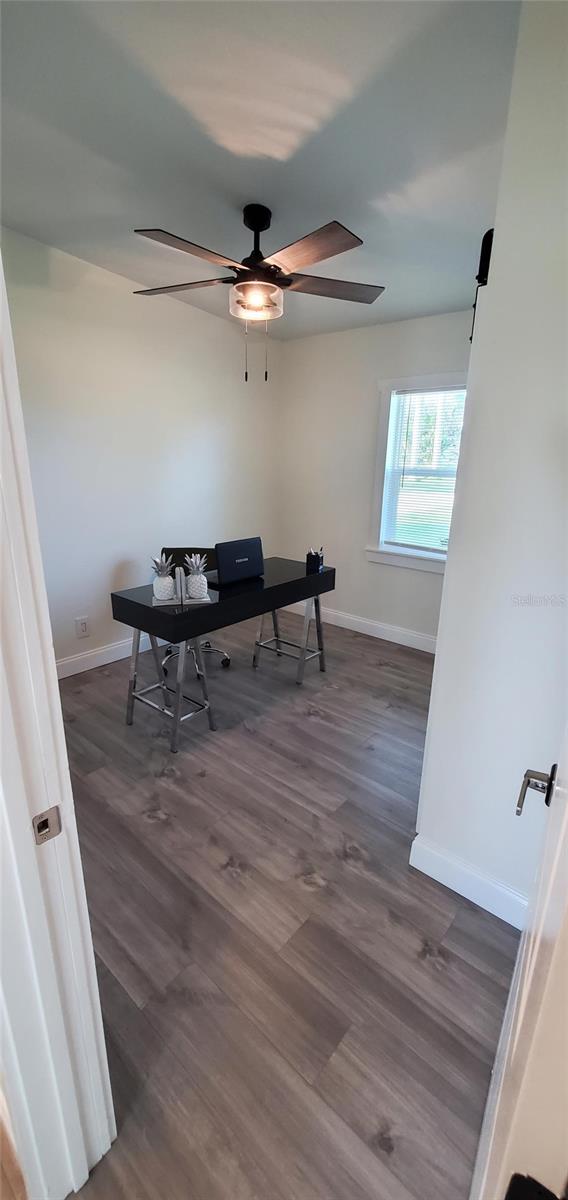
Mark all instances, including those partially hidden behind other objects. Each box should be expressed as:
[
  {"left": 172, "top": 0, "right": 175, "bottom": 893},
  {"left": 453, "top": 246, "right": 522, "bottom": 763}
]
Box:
[{"left": 516, "top": 764, "right": 557, "bottom": 815}]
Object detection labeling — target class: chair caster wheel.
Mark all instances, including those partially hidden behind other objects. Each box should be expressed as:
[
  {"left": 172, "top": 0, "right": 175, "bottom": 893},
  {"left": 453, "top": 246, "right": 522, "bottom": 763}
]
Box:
[{"left": 221, "top": 657, "right": 231, "bottom": 668}]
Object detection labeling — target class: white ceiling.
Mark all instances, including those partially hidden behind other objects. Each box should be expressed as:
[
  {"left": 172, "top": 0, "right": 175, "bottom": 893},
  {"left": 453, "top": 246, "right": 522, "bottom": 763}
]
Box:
[{"left": 1, "top": 1, "right": 519, "bottom": 340}]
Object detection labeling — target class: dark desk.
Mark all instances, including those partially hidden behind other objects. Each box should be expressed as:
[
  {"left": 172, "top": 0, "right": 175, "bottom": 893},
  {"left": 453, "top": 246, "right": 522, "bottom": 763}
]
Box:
[{"left": 111, "top": 557, "right": 336, "bottom": 751}]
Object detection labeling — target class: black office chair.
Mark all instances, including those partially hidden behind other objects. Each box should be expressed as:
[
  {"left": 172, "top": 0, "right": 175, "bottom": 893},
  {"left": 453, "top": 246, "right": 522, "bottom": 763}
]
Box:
[{"left": 160, "top": 546, "right": 231, "bottom": 676}]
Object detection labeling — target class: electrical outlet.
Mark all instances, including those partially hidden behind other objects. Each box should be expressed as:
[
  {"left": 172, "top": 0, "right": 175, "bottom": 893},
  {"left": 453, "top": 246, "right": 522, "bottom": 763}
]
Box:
[{"left": 75, "top": 616, "right": 90, "bottom": 639}]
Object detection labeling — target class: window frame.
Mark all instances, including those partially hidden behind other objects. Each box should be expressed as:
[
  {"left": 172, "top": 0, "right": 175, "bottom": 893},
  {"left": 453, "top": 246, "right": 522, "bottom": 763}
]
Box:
[{"left": 367, "top": 373, "right": 467, "bottom": 574}]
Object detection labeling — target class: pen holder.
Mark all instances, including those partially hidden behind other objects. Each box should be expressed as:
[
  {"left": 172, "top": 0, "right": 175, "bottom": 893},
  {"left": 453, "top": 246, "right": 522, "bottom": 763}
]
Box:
[{"left": 306, "top": 551, "right": 324, "bottom": 574}]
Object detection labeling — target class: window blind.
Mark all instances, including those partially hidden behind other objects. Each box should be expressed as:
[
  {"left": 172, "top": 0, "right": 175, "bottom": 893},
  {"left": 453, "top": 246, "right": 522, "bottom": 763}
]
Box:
[{"left": 381, "top": 389, "right": 466, "bottom": 556}]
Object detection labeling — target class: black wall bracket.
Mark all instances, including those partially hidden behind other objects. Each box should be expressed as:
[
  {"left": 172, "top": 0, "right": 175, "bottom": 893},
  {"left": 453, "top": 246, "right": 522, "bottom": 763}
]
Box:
[
  {"left": 470, "top": 227, "right": 494, "bottom": 343},
  {"left": 505, "top": 1173, "right": 563, "bottom": 1199}
]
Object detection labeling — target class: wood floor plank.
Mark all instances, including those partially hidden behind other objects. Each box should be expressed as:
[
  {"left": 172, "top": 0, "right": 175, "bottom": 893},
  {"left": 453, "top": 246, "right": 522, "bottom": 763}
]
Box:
[
  {"left": 308, "top": 887, "right": 509, "bottom": 1052},
  {"left": 182, "top": 892, "right": 351, "bottom": 1084},
  {"left": 74, "top": 787, "right": 194, "bottom": 1006},
  {"left": 197, "top": 798, "right": 455, "bottom": 943},
  {"left": 442, "top": 900, "right": 521, "bottom": 987},
  {"left": 225, "top": 711, "right": 418, "bottom": 832},
  {"left": 74, "top": 765, "right": 309, "bottom": 954},
  {"left": 62, "top": 613, "right": 519, "bottom": 1199},
  {"left": 81, "top": 961, "right": 274, "bottom": 1200},
  {"left": 280, "top": 919, "right": 494, "bottom": 1128},
  {"left": 76, "top": 770, "right": 346, "bottom": 1081},
  {"left": 143, "top": 962, "right": 415, "bottom": 1200},
  {"left": 316, "top": 1017, "right": 480, "bottom": 1200}
]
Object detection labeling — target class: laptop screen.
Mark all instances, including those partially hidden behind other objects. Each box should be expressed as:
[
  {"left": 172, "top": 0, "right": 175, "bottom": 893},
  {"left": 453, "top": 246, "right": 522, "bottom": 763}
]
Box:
[{"left": 214, "top": 537, "right": 264, "bottom": 586}]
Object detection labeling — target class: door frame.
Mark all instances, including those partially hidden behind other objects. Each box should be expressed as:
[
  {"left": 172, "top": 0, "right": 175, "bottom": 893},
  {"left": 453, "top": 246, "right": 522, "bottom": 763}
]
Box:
[
  {"left": 470, "top": 734, "right": 568, "bottom": 1198},
  {"left": 1, "top": 258, "right": 115, "bottom": 1198}
]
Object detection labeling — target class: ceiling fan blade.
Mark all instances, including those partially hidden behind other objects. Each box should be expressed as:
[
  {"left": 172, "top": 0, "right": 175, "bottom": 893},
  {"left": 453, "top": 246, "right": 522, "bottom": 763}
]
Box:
[
  {"left": 265, "top": 221, "right": 362, "bottom": 274},
  {"left": 135, "top": 228, "right": 242, "bottom": 270},
  {"left": 134, "top": 277, "right": 234, "bottom": 297},
  {"left": 287, "top": 274, "right": 384, "bottom": 304}
]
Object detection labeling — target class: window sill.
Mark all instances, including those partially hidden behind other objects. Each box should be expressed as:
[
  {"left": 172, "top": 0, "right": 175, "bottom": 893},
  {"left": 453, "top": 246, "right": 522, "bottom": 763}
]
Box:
[{"left": 366, "top": 545, "right": 446, "bottom": 574}]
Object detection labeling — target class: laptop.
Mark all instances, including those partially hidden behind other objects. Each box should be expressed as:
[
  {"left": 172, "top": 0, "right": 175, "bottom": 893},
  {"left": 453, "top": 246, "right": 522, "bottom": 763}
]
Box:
[{"left": 210, "top": 537, "right": 264, "bottom": 587}]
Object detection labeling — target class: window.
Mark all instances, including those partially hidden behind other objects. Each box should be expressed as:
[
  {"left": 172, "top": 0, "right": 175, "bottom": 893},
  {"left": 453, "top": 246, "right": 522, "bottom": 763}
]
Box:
[{"left": 372, "top": 386, "right": 466, "bottom": 569}]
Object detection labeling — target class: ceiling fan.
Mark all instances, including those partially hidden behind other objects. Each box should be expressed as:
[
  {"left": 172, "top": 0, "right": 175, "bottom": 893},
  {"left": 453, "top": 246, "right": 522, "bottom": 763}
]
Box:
[{"left": 134, "top": 204, "right": 384, "bottom": 323}]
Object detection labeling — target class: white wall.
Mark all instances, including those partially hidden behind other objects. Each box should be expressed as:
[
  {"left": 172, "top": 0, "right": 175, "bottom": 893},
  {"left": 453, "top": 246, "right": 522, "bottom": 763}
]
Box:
[
  {"left": 411, "top": 1, "right": 568, "bottom": 929},
  {"left": 3, "top": 228, "right": 279, "bottom": 670},
  {"left": 276, "top": 312, "right": 471, "bottom": 650}
]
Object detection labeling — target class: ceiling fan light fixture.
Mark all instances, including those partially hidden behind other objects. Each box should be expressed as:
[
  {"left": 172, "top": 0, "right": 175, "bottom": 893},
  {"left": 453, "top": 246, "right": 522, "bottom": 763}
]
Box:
[{"left": 229, "top": 279, "right": 283, "bottom": 322}]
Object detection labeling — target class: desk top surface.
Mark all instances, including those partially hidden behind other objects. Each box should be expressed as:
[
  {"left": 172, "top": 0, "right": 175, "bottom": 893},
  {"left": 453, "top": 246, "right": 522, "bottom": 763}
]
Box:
[
  {"left": 113, "top": 557, "right": 333, "bottom": 611},
  {"left": 111, "top": 557, "right": 335, "bottom": 642}
]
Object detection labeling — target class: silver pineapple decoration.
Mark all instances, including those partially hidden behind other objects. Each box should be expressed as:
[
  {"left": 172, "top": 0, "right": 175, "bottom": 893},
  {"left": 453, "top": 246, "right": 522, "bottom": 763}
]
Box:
[
  {"left": 185, "top": 553, "right": 208, "bottom": 600},
  {"left": 151, "top": 553, "right": 175, "bottom": 601}
]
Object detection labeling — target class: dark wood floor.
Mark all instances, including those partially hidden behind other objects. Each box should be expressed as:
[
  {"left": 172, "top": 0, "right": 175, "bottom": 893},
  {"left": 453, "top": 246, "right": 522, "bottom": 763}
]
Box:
[{"left": 63, "top": 613, "right": 519, "bottom": 1200}]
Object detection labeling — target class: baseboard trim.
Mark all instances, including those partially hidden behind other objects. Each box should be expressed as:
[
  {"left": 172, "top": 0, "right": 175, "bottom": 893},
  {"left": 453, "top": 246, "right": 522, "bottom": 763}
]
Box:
[
  {"left": 409, "top": 835, "right": 527, "bottom": 930},
  {"left": 56, "top": 634, "right": 150, "bottom": 679},
  {"left": 285, "top": 602, "right": 436, "bottom": 654},
  {"left": 56, "top": 604, "right": 435, "bottom": 679}
]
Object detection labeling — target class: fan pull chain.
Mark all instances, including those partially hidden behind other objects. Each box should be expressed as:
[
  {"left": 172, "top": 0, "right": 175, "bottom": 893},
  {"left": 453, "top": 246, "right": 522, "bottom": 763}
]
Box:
[{"left": 242, "top": 321, "right": 270, "bottom": 382}]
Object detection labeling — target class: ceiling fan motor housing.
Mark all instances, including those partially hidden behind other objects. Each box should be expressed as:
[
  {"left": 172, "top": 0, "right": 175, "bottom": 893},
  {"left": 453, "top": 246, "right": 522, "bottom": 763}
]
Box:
[
  {"left": 241, "top": 204, "right": 274, "bottom": 268},
  {"left": 243, "top": 204, "right": 272, "bottom": 234}
]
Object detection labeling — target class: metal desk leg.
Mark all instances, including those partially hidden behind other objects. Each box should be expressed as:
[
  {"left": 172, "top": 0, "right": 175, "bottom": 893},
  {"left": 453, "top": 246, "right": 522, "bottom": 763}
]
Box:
[
  {"left": 314, "top": 596, "right": 326, "bottom": 672},
  {"left": 170, "top": 639, "right": 187, "bottom": 753},
  {"left": 272, "top": 609, "right": 282, "bottom": 656},
  {"left": 126, "top": 628, "right": 141, "bottom": 724},
  {"left": 252, "top": 612, "right": 265, "bottom": 668},
  {"left": 149, "top": 634, "right": 171, "bottom": 706},
  {"left": 190, "top": 642, "right": 202, "bottom": 679},
  {"left": 296, "top": 598, "right": 314, "bottom": 686},
  {"left": 193, "top": 638, "right": 216, "bottom": 730}
]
